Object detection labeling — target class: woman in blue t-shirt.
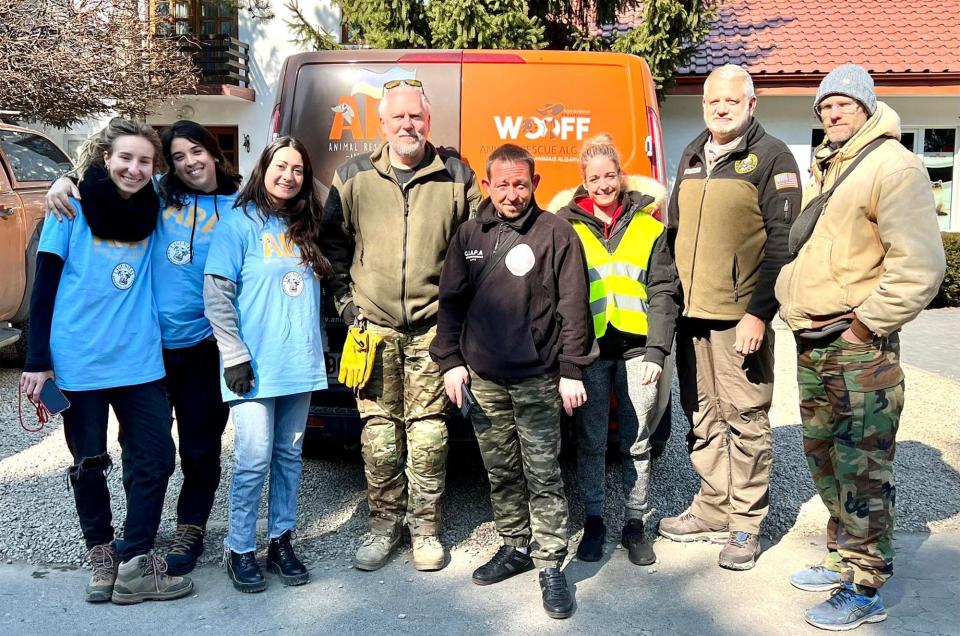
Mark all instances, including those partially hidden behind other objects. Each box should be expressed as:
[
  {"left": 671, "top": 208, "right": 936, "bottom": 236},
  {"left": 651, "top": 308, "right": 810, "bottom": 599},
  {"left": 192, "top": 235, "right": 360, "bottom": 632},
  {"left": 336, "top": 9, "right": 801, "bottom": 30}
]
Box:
[
  {"left": 203, "top": 137, "right": 331, "bottom": 593},
  {"left": 20, "top": 118, "right": 193, "bottom": 604},
  {"left": 44, "top": 120, "right": 242, "bottom": 576}
]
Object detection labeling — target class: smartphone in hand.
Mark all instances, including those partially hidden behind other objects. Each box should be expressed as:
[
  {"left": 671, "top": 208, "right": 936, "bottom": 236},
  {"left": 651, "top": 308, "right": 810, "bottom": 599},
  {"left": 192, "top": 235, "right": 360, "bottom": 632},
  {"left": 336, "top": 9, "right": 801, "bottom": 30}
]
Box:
[
  {"left": 39, "top": 378, "right": 70, "bottom": 415},
  {"left": 460, "top": 381, "right": 477, "bottom": 419}
]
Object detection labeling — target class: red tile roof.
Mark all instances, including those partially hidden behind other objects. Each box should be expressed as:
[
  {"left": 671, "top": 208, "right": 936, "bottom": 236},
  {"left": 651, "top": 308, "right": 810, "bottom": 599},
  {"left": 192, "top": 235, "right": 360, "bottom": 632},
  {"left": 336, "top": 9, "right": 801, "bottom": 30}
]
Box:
[{"left": 602, "top": 1, "right": 960, "bottom": 77}]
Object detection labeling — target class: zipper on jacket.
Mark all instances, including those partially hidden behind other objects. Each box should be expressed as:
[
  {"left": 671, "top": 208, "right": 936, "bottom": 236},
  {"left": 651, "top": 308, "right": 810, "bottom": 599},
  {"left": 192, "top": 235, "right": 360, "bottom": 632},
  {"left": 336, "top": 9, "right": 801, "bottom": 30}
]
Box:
[
  {"left": 399, "top": 184, "right": 410, "bottom": 330},
  {"left": 732, "top": 254, "right": 740, "bottom": 302}
]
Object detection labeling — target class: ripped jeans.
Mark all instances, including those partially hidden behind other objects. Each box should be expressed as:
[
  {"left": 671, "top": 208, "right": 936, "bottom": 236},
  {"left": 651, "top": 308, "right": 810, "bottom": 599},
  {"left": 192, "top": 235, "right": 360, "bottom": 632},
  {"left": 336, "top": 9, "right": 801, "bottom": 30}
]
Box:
[
  {"left": 62, "top": 380, "right": 175, "bottom": 561},
  {"left": 224, "top": 393, "right": 310, "bottom": 554}
]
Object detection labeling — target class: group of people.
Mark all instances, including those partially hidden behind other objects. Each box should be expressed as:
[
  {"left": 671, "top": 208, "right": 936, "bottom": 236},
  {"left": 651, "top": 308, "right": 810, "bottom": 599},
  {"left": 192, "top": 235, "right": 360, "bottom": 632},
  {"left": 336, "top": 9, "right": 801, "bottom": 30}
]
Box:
[{"left": 20, "top": 61, "right": 945, "bottom": 631}]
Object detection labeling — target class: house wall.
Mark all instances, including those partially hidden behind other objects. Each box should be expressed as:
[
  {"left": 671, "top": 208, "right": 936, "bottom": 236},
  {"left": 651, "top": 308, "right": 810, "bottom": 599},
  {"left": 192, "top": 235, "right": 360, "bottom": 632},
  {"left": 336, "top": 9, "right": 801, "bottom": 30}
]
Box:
[
  {"left": 33, "top": 1, "right": 341, "bottom": 180},
  {"left": 660, "top": 94, "right": 960, "bottom": 232}
]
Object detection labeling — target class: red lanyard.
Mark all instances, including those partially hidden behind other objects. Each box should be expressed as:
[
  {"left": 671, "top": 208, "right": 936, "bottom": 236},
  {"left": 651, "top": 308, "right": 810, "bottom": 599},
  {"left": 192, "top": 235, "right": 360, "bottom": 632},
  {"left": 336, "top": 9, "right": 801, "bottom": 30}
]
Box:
[{"left": 18, "top": 386, "right": 51, "bottom": 433}]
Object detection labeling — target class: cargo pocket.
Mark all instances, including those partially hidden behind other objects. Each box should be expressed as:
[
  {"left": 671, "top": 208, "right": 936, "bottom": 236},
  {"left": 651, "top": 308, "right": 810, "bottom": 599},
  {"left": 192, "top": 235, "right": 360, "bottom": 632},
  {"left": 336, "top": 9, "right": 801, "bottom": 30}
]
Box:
[{"left": 830, "top": 336, "right": 904, "bottom": 445}]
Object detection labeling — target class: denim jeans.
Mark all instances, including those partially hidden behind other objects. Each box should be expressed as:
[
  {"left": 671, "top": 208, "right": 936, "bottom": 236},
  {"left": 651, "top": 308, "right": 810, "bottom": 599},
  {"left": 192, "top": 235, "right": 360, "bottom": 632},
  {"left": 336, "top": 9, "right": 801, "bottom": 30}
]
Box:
[
  {"left": 224, "top": 392, "right": 311, "bottom": 554},
  {"left": 61, "top": 380, "right": 175, "bottom": 561},
  {"left": 163, "top": 338, "right": 230, "bottom": 527},
  {"left": 576, "top": 357, "right": 659, "bottom": 520}
]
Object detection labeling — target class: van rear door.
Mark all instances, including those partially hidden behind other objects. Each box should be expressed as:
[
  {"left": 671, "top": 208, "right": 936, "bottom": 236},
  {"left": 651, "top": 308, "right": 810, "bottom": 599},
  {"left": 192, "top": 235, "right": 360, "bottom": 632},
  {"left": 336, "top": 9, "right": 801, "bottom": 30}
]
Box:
[
  {"left": 460, "top": 50, "right": 660, "bottom": 206},
  {"left": 281, "top": 50, "right": 463, "bottom": 189}
]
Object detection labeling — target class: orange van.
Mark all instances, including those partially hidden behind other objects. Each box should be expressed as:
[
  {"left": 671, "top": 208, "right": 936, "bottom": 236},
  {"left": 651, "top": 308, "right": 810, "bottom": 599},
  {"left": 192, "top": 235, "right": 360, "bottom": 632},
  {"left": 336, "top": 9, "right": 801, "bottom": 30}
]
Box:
[{"left": 271, "top": 49, "right": 667, "bottom": 443}]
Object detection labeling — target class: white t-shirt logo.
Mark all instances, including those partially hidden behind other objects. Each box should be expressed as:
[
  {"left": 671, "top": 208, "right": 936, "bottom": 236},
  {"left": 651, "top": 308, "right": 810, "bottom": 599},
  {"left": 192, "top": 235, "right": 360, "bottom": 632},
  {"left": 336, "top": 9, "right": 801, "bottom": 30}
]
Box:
[
  {"left": 166, "top": 240, "right": 191, "bottom": 265},
  {"left": 505, "top": 243, "right": 535, "bottom": 277},
  {"left": 112, "top": 263, "right": 135, "bottom": 290},
  {"left": 282, "top": 271, "right": 305, "bottom": 297}
]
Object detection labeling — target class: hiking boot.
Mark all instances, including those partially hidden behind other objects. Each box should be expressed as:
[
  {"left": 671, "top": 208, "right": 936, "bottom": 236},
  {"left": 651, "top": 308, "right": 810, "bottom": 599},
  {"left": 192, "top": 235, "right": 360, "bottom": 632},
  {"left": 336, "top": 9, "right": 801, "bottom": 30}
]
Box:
[
  {"left": 84, "top": 542, "right": 118, "bottom": 603},
  {"left": 268, "top": 530, "right": 310, "bottom": 586},
  {"left": 804, "top": 583, "right": 887, "bottom": 631},
  {"left": 718, "top": 531, "right": 761, "bottom": 571},
  {"left": 110, "top": 553, "right": 193, "bottom": 604},
  {"left": 539, "top": 567, "right": 574, "bottom": 619},
  {"left": 411, "top": 535, "right": 445, "bottom": 571},
  {"left": 226, "top": 549, "right": 267, "bottom": 593},
  {"left": 575, "top": 516, "right": 606, "bottom": 562},
  {"left": 658, "top": 509, "right": 728, "bottom": 543},
  {"left": 791, "top": 565, "right": 844, "bottom": 592},
  {"left": 622, "top": 519, "right": 656, "bottom": 566},
  {"left": 472, "top": 545, "right": 533, "bottom": 586},
  {"left": 353, "top": 528, "right": 401, "bottom": 571},
  {"left": 165, "top": 523, "right": 205, "bottom": 576}
]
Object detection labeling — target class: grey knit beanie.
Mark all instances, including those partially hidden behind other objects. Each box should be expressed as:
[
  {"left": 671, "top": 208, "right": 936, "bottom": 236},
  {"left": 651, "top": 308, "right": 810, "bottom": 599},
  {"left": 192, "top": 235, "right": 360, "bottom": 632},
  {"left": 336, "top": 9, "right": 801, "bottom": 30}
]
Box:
[{"left": 815, "top": 64, "right": 876, "bottom": 115}]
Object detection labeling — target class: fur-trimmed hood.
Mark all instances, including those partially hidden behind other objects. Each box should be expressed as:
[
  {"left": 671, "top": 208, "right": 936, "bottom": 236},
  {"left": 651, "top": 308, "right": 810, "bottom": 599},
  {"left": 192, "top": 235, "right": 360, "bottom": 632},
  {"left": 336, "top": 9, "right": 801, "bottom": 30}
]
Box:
[{"left": 545, "top": 174, "right": 666, "bottom": 215}]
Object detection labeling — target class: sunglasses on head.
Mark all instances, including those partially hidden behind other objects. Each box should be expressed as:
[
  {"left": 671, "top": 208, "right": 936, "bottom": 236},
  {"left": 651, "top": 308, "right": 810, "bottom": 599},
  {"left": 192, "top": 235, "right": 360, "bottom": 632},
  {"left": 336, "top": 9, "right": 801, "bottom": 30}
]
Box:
[{"left": 383, "top": 79, "right": 423, "bottom": 91}]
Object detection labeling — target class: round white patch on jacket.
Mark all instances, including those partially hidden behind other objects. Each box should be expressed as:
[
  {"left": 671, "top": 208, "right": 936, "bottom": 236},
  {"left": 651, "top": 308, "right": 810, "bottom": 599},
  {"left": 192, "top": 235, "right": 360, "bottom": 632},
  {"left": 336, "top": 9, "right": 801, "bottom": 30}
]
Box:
[
  {"left": 112, "top": 263, "right": 135, "bottom": 290},
  {"left": 505, "top": 243, "right": 535, "bottom": 277},
  {"left": 166, "top": 240, "right": 191, "bottom": 265},
  {"left": 282, "top": 271, "right": 305, "bottom": 297}
]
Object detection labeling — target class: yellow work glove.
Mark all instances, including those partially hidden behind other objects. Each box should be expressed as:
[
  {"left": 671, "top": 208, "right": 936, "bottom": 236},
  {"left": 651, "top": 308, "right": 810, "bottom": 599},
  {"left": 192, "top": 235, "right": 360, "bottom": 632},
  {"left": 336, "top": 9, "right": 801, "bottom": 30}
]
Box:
[{"left": 338, "top": 325, "right": 382, "bottom": 390}]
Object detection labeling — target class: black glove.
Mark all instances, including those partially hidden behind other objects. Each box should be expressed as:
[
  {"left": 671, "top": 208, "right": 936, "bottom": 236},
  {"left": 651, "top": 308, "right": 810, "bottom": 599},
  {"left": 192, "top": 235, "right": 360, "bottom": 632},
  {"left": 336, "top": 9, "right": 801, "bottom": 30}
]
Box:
[
  {"left": 224, "top": 361, "right": 254, "bottom": 395},
  {"left": 341, "top": 300, "right": 360, "bottom": 326}
]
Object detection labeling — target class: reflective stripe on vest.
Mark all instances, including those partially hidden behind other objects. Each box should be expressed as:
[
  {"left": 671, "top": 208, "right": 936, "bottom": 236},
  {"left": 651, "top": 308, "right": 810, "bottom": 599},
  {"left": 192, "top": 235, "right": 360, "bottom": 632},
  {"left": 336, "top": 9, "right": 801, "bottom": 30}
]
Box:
[{"left": 572, "top": 213, "right": 664, "bottom": 338}]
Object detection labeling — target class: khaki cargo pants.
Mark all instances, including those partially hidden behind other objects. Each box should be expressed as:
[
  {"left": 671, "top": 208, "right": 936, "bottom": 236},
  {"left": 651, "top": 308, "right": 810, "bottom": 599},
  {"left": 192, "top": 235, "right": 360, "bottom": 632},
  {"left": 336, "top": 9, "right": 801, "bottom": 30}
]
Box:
[
  {"left": 677, "top": 318, "right": 774, "bottom": 534},
  {"left": 356, "top": 323, "right": 449, "bottom": 537}
]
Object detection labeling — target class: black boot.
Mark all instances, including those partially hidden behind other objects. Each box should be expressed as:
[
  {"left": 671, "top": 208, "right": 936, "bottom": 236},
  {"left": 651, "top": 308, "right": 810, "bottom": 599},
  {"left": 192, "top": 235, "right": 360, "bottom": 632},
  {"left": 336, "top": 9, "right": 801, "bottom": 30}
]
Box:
[
  {"left": 623, "top": 519, "right": 656, "bottom": 566},
  {"left": 539, "top": 567, "right": 575, "bottom": 619},
  {"left": 165, "top": 524, "right": 205, "bottom": 576},
  {"left": 267, "top": 531, "right": 310, "bottom": 586},
  {"left": 226, "top": 549, "right": 266, "bottom": 593},
  {"left": 576, "top": 515, "right": 606, "bottom": 562}
]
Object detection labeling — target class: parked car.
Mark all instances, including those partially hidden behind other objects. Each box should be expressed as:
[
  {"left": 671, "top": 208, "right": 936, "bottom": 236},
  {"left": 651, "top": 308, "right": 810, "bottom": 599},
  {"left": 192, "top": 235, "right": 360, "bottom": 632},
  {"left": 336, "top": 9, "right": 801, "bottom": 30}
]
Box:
[
  {"left": 270, "top": 49, "right": 670, "bottom": 445},
  {"left": 0, "top": 123, "right": 72, "bottom": 361}
]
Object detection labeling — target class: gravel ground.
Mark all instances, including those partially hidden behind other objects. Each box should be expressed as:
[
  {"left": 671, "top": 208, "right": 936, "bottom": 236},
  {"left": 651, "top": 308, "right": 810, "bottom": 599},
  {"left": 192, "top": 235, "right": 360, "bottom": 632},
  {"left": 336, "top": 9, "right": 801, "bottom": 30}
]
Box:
[{"left": 1, "top": 322, "right": 957, "bottom": 567}]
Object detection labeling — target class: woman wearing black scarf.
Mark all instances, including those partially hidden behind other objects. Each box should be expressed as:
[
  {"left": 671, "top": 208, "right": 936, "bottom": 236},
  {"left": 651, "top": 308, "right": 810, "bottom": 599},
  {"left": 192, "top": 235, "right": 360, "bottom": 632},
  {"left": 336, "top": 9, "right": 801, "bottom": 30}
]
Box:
[{"left": 20, "top": 118, "right": 193, "bottom": 605}]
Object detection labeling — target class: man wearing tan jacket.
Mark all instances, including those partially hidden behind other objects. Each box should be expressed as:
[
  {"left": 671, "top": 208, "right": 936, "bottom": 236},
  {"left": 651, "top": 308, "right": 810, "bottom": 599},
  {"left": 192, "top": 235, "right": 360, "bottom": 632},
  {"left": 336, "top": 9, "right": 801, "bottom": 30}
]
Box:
[
  {"left": 658, "top": 65, "right": 802, "bottom": 571},
  {"left": 776, "top": 65, "right": 945, "bottom": 631}
]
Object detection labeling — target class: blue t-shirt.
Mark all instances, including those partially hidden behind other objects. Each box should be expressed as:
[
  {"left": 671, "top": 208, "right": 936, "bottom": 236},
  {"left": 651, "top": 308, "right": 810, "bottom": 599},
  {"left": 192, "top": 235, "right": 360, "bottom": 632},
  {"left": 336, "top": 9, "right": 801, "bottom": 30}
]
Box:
[
  {"left": 153, "top": 192, "right": 236, "bottom": 349},
  {"left": 204, "top": 207, "right": 327, "bottom": 401},
  {"left": 39, "top": 199, "right": 165, "bottom": 391}
]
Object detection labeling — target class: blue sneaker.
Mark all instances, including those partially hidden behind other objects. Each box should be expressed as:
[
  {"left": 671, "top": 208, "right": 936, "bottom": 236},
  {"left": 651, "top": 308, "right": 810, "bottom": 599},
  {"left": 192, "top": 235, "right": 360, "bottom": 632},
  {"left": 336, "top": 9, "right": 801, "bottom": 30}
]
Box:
[
  {"left": 804, "top": 583, "right": 887, "bottom": 631},
  {"left": 790, "top": 565, "right": 844, "bottom": 592}
]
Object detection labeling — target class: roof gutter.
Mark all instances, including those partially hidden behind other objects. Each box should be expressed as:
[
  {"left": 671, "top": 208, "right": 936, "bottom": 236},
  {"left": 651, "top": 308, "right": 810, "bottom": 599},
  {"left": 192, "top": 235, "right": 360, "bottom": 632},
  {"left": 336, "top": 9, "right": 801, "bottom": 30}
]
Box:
[{"left": 669, "top": 72, "right": 960, "bottom": 96}]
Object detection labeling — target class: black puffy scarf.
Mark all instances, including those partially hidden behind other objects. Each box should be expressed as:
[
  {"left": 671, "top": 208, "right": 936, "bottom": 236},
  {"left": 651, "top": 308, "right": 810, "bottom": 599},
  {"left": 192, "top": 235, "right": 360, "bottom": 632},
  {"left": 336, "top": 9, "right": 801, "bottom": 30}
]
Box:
[{"left": 78, "top": 164, "right": 160, "bottom": 241}]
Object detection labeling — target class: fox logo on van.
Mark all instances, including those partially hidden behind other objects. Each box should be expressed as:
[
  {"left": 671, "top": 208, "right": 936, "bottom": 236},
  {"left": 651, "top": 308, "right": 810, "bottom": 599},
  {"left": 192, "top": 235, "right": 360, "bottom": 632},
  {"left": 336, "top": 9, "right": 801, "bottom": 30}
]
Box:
[{"left": 494, "top": 104, "right": 590, "bottom": 141}]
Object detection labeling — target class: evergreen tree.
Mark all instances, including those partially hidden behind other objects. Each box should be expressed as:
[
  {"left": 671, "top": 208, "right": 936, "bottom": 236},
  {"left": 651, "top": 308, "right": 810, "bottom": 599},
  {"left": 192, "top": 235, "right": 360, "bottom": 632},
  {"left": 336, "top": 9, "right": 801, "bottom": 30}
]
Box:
[{"left": 427, "top": 0, "right": 546, "bottom": 50}]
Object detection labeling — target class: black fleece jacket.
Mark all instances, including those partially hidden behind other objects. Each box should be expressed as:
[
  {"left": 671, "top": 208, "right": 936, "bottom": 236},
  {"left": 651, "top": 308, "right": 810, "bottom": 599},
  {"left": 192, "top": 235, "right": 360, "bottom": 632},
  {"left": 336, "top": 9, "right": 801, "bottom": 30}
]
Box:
[
  {"left": 557, "top": 189, "right": 680, "bottom": 366},
  {"left": 430, "top": 198, "right": 597, "bottom": 381}
]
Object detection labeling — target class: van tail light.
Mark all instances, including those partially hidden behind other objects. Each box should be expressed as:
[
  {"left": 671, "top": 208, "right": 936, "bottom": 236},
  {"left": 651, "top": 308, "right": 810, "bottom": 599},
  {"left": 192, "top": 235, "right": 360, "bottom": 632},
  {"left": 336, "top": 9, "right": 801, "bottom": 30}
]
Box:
[
  {"left": 645, "top": 106, "right": 668, "bottom": 222},
  {"left": 269, "top": 104, "right": 280, "bottom": 141},
  {"left": 645, "top": 106, "right": 666, "bottom": 186}
]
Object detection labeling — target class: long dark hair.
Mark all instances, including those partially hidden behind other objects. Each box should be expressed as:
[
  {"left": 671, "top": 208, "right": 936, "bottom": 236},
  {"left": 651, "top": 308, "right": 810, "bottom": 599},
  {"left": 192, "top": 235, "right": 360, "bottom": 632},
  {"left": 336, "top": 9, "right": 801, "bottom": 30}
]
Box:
[
  {"left": 160, "top": 120, "right": 241, "bottom": 207},
  {"left": 235, "top": 136, "right": 332, "bottom": 277}
]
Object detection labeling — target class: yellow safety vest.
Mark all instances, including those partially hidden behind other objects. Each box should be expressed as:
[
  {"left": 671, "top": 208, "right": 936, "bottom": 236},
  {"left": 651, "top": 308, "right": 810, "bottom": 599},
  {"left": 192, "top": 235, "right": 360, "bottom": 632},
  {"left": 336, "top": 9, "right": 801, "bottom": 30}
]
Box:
[{"left": 571, "top": 213, "right": 664, "bottom": 338}]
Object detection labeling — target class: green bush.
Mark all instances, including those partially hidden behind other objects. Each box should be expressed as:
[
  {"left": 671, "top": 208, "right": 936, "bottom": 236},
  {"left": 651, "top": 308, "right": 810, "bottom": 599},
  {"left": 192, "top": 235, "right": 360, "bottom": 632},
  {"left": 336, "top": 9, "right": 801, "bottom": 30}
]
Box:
[{"left": 930, "top": 232, "right": 960, "bottom": 308}]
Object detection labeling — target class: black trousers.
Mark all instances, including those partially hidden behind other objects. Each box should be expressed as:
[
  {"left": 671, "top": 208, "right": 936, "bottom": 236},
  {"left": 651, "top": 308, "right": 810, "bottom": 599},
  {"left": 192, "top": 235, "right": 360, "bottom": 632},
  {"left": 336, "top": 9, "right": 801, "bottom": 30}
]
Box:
[
  {"left": 62, "top": 380, "right": 175, "bottom": 561},
  {"left": 163, "top": 338, "right": 230, "bottom": 527}
]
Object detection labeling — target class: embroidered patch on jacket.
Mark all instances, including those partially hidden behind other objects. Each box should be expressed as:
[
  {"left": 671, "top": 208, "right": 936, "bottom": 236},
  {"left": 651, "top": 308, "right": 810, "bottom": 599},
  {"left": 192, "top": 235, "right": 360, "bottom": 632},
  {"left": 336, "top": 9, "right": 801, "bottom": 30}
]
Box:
[
  {"left": 774, "top": 172, "right": 800, "bottom": 190},
  {"left": 734, "top": 153, "right": 759, "bottom": 174},
  {"left": 464, "top": 249, "right": 483, "bottom": 262},
  {"left": 683, "top": 166, "right": 703, "bottom": 175}
]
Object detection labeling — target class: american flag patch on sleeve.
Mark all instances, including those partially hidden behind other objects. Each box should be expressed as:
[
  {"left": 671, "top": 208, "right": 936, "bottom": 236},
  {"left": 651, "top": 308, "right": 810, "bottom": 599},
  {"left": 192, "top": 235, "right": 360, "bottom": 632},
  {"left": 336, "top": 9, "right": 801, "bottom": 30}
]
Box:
[{"left": 774, "top": 172, "right": 799, "bottom": 189}]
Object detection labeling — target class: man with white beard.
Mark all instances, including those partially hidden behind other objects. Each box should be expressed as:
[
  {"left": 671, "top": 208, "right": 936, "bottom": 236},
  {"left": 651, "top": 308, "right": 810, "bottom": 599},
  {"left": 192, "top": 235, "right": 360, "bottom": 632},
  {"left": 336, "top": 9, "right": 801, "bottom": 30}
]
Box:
[
  {"left": 657, "top": 65, "right": 801, "bottom": 571},
  {"left": 321, "top": 80, "right": 481, "bottom": 572}
]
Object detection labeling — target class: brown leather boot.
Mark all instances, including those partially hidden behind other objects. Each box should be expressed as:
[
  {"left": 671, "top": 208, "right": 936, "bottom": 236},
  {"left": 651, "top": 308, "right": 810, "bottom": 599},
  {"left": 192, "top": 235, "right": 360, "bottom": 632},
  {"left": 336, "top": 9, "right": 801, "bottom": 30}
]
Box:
[{"left": 657, "top": 509, "right": 728, "bottom": 543}]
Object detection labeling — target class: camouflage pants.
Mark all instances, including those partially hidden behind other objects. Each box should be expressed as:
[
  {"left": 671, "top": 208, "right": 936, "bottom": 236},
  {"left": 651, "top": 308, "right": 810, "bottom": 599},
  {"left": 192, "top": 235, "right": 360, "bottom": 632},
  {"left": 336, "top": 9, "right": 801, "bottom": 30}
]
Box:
[
  {"left": 797, "top": 333, "right": 904, "bottom": 589},
  {"left": 469, "top": 369, "right": 568, "bottom": 568},
  {"left": 357, "top": 323, "right": 449, "bottom": 537}
]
